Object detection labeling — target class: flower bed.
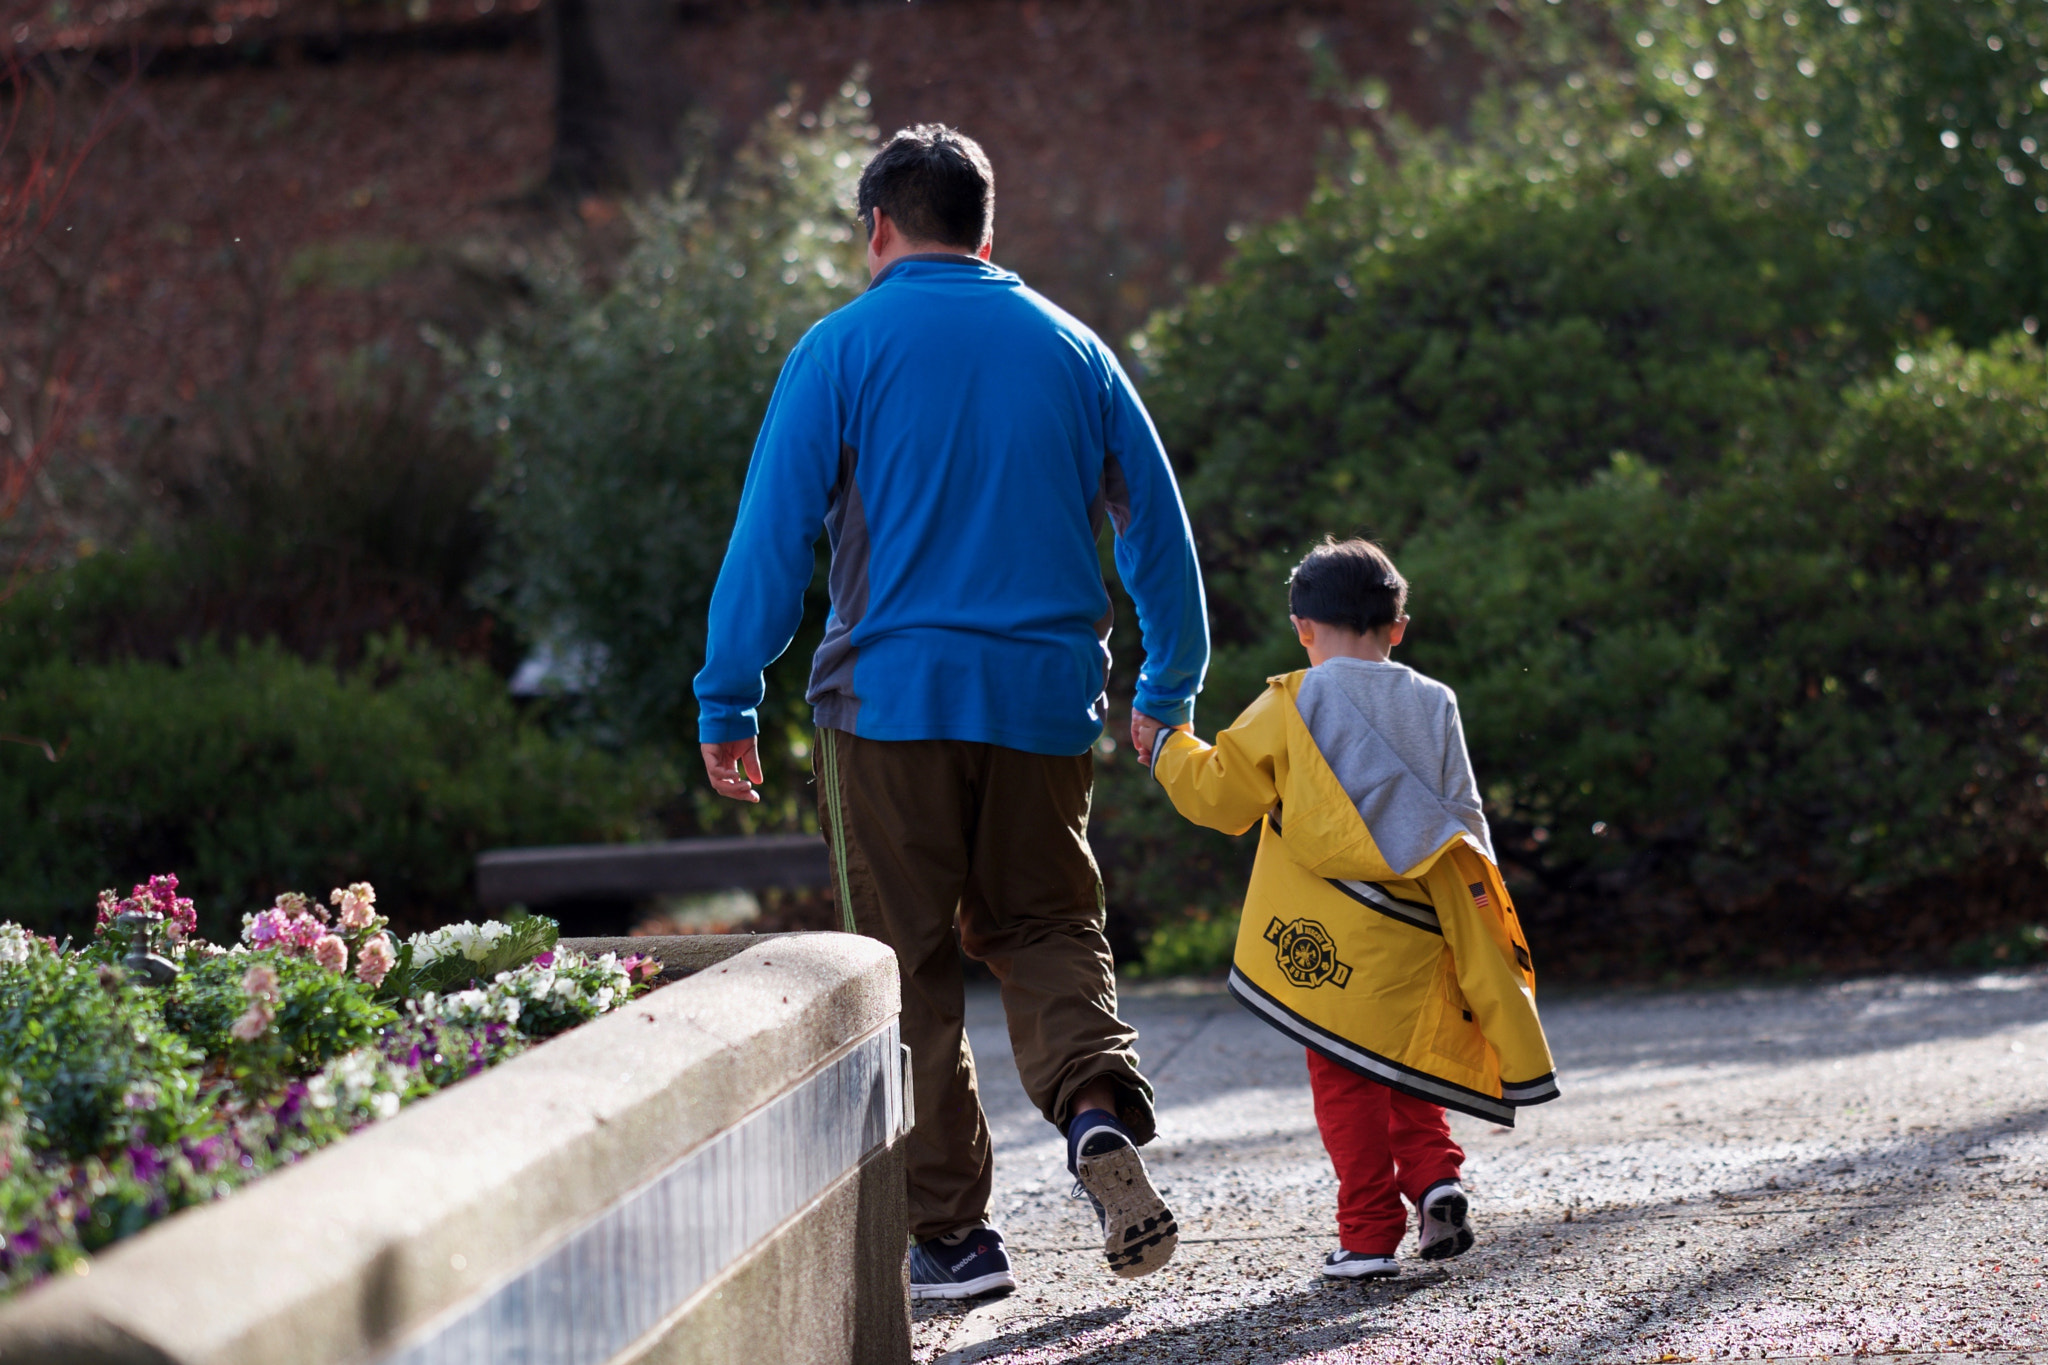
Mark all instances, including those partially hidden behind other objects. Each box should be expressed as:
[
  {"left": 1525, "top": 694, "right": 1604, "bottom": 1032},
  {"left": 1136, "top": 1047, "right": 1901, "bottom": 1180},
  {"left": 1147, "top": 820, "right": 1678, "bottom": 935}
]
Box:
[{"left": 0, "top": 874, "right": 659, "bottom": 1299}]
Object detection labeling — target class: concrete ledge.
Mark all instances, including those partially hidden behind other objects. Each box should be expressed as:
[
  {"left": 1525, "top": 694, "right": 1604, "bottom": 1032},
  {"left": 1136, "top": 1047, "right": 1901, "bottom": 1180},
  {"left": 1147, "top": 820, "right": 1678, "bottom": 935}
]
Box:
[
  {"left": 0, "top": 933, "right": 909, "bottom": 1365},
  {"left": 558, "top": 933, "right": 807, "bottom": 982},
  {"left": 477, "top": 836, "right": 831, "bottom": 910}
]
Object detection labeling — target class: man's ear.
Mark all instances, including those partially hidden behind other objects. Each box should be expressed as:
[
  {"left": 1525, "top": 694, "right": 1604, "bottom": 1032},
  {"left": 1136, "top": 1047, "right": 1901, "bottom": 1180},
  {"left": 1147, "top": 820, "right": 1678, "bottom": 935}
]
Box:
[{"left": 976, "top": 238, "right": 993, "bottom": 262}]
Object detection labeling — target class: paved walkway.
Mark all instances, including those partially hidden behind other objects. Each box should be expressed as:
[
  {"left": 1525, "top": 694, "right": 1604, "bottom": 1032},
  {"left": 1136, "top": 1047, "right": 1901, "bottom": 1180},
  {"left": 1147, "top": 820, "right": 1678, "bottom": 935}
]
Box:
[{"left": 912, "top": 968, "right": 2048, "bottom": 1364}]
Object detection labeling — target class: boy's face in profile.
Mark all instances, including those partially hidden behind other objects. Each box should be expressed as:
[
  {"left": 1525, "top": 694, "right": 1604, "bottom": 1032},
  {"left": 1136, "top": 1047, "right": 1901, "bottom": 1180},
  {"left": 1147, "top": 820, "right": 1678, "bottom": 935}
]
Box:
[{"left": 1291, "top": 614, "right": 1409, "bottom": 669}]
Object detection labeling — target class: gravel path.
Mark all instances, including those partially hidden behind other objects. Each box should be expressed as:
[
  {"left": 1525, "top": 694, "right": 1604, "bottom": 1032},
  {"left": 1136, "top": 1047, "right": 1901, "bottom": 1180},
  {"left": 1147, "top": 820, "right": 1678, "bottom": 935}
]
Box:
[{"left": 912, "top": 968, "right": 2048, "bottom": 1364}]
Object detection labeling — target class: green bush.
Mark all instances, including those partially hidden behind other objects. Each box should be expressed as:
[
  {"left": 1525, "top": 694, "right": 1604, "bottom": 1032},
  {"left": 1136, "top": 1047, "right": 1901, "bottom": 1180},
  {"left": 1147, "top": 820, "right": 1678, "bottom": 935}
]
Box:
[
  {"left": 1101, "top": 0, "right": 2048, "bottom": 970},
  {"left": 0, "top": 380, "right": 497, "bottom": 678},
  {"left": 0, "top": 637, "right": 661, "bottom": 941},
  {"left": 1139, "top": 154, "right": 1875, "bottom": 696},
  {"left": 445, "top": 88, "right": 873, "bottom": 825},
  {"left": 1126, "top": 908, "right": 1241, "bottom": 980},
  {"left": 1099, "top": 151, "right": 1879, "bottom": 952},
  {"left": 164, "top": 952, "right": 396, "bottom": 1076},
  {"left": 1398, "top": 335, "right": 2048, "bottom": 902},
  {"left": 1455, "top": 0, "right": 2048, "bottom": 346},
  {"left": 1949, "top": 923, "right": 2048, "bottom": 970},
  {"left": 0, "top": 947, "right": 208, "bottom": 1159}
]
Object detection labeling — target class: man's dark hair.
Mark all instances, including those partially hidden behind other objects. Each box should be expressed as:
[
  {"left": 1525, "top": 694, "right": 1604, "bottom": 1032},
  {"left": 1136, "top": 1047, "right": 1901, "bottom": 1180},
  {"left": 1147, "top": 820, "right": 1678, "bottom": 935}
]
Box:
[
  {"left": 856, "top": 124, "right": 994, "bottom": 250},
  {"left": 1288, "top": 537, "right": 1409, "bottom": 634}
]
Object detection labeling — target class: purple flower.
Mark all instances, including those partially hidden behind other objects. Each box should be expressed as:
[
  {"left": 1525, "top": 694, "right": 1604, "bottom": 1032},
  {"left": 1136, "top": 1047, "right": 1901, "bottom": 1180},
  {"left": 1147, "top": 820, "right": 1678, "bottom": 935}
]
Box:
[
  {"left": 532, "top": 950, "right": 555, "bottom": 968},
  {"left": 183, "top": 1136, "right": 227, "bottom": 1173},
  {"left": 127, "top": 1145, "right": 166, "bottom": 1183}
]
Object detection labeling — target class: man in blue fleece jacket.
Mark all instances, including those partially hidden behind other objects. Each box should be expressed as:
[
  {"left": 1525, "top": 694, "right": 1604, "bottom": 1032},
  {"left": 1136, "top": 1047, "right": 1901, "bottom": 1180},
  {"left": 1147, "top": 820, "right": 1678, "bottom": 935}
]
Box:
[{"left": 694, "top": 124, "right": 1207, "bottom": 1298}]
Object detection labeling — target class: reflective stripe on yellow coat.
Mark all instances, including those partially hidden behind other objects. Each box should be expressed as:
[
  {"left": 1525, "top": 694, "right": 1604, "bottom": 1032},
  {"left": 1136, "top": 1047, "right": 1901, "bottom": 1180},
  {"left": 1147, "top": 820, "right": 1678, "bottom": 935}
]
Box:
[{"left": 1153, "top": 671, "right": 1559, "bottom": 1125}]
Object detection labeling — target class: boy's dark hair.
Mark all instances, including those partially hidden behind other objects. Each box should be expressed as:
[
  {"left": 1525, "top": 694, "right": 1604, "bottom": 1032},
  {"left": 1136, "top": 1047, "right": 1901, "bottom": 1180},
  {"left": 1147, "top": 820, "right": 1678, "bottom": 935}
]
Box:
[
  {"left": 856, "top": 124, "right": 995, "bottom": 250},
  {"left": 1288, "top": 537, "right": 1409, "bottom": 634}
]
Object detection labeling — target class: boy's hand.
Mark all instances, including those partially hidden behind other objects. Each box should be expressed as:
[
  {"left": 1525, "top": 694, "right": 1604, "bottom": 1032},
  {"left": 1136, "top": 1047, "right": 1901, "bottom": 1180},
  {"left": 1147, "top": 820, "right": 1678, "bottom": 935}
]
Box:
[
  {"left": 701, "top": 738, "right": 764, "bottom": 803},
  {"left": 1129, "top": 711, "right": 1191, "bottom": 768}
]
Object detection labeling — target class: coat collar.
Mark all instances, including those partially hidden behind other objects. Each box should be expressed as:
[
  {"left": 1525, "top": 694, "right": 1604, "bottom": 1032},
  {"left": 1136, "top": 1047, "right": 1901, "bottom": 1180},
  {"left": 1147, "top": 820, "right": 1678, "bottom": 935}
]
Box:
[{"left": 864, "top": 252, "right": 1000, "bottom": 292}]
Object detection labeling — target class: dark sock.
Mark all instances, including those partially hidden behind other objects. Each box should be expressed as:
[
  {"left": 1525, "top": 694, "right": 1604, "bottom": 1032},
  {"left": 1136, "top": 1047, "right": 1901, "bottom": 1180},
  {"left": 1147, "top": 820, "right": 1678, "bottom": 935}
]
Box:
[{"left": 1067, "top": 1108, "right": 1131, "bottom": 1172}]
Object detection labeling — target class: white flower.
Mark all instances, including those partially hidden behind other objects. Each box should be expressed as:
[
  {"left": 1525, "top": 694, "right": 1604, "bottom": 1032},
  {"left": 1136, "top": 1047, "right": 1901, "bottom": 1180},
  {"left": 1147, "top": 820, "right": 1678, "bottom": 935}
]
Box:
[{"left": 0, "top": 923, "right": 37, "bottom": 967}]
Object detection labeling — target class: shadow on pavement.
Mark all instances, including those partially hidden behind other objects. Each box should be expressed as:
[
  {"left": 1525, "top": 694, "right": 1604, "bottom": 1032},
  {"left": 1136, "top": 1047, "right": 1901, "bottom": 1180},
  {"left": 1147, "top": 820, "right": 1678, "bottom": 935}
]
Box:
[{"left": 963, "top": 1105, "right": 2048, "bottom": 1364}]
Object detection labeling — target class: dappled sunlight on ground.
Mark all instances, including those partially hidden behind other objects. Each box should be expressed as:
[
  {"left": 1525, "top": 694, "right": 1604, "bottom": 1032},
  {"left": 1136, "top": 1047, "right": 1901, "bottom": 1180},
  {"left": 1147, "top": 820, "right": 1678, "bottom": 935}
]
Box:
[{"left": 915, "top": 970, "right": 2048, "bottom": 1363}]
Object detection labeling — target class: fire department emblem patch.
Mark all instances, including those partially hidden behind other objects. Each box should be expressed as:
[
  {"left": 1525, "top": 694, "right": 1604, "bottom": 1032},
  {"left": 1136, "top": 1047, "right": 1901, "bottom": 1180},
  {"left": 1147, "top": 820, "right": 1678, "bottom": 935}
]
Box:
[{"left": 1264, "top": 917, "right": 1353, "bottom": 990}]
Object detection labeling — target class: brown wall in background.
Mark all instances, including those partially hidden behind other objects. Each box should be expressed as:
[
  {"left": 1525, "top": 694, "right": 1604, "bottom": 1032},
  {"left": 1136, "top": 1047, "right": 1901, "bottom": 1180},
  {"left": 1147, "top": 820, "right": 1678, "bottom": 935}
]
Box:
[{"left": 17, "top": 0, "right": 1460, "bottom": 503}]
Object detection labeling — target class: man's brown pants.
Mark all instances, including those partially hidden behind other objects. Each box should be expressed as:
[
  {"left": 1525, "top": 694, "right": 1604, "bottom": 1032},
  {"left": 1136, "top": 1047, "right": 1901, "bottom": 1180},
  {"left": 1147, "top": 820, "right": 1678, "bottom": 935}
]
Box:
[{"left": 814, "top": 728, "right": 1156, "bottom": 1242}]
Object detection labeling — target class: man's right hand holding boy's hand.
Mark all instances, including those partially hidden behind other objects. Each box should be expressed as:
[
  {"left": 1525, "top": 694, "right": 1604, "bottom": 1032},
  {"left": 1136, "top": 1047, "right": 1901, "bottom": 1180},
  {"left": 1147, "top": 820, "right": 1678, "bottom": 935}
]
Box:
[{"left": 1129, "top": 711, "right": 1191, "bottom": 768}]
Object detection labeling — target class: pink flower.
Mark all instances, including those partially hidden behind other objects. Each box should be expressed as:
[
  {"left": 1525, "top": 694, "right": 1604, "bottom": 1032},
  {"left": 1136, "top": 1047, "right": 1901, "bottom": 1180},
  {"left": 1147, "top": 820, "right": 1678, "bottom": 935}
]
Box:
[
  {"left": 94, "top": 890, "right": 120, "bottom": 937},
  {"left": 241, "top": 963, "right": 280, "bottom": 1002},
  {"left": 128, "top": 875, "right": 201, "bottom": 942},
  {"left": 355, "top": 933, "right": 396, "bottom": 988},
  {"left": 243, "top": 904, "right": 326, "bottom": 955},
  {"left": 271, "top": 890, "right": 322, "bottom": 923},
  {"left": 244, "top": 908, "right": 290, "bottom": 949},
  {"left": 230, "top": 1002, "right": 273, "bottom": 1042},
  {"left": 330, "top": 882, "right": 378, "bottom": 930},
  {"left": 311, "top": 935, "right": 348, "bottom": 973}
]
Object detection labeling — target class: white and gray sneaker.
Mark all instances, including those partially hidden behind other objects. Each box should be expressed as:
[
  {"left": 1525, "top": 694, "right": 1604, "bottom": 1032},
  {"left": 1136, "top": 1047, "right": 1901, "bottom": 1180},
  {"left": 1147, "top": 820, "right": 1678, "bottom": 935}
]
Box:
[
  {"left": 1322, "top": 1248, "right": 1399, "bottom": 1279},
  {"left": 1068, "top": 1113, "right": 1178, "bottom": 1279},
  {"left": 1418, "top": 1179, "right": 1475, "bottom": 1261}
]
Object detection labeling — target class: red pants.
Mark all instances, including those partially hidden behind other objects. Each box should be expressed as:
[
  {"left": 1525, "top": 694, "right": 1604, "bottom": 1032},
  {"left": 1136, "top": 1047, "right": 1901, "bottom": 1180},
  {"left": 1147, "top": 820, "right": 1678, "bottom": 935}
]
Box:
[{"left": 1307, "top": 1050, "right": 1465, "bottom": 1255}]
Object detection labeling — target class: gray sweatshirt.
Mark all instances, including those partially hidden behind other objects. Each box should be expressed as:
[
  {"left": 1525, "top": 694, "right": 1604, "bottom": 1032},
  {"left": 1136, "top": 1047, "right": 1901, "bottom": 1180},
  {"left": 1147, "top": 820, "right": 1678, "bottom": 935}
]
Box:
[{"left": 1294, "top": 657, "right": 1494, "bottom": 874}]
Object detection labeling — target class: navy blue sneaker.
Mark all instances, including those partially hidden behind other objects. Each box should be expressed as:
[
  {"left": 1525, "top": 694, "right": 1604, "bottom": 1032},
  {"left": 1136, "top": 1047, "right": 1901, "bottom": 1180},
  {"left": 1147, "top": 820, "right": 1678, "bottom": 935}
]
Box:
[
  {"left": 1067, "top": 1110, "right": 1179, "bottom": 1279},
  {"left": 908, "top": 1224, "right": 1017, "bottom": 1301}
]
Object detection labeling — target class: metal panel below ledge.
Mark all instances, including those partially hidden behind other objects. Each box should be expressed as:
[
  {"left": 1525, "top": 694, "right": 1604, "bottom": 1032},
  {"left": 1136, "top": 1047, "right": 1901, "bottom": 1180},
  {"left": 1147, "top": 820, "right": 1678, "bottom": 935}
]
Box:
[{"left": 476, "top": 835, "right": 831, "bottom": 910}]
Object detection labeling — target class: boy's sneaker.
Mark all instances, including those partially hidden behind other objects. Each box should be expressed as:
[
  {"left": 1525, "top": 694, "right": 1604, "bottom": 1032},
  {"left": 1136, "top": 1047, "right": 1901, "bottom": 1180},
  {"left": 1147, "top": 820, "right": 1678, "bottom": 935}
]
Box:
[
  {"left": 1067, "top": 1110, "right": 1179, "bottom": 1279},
  {"left": 1322, "top": 1249, "right": 1400, "bottom": 1280},
  {"left": 1418, "top": 1179, "right": 1475, "bottom": 1261},
  {"left": 908, "top": 1224, "right": 1018, "bottom": 1301}
]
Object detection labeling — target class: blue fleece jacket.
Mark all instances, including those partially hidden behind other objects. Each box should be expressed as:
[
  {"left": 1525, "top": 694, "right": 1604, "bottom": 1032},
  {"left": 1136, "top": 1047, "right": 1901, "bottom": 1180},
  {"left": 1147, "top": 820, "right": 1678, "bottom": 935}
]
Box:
[{"left": 694, "top": 254, "right": 1208, "bottom": 756}]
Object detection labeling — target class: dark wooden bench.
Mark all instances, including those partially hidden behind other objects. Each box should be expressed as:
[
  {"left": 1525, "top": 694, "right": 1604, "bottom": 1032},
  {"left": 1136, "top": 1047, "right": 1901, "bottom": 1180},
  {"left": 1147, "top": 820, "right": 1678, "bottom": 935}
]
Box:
[{"left": 476, "top": 835, "right": 832, "bottom": 928}]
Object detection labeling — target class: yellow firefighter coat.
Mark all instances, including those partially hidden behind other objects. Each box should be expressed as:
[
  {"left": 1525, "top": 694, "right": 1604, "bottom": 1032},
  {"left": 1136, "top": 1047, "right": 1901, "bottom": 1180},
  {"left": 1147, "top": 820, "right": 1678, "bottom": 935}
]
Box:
[{"left": 1152, "top": 671, "right": 1558, "bottom": 1125}]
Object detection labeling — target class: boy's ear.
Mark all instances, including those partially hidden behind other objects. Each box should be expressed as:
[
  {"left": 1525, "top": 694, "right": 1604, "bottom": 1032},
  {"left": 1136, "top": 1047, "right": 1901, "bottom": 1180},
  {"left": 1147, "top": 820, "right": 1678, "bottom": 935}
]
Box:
[
  {"left": 1387, "top": 615, "right": 1408, "bottom": 647},
  {"left": 1291, "top": 614, "right": 1315, "bottom": 649}
]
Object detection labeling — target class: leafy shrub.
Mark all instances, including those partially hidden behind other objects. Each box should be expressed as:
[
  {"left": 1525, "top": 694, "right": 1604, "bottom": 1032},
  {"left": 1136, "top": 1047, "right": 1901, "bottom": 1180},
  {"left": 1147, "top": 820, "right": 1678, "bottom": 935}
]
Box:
[
  {"left": 0, "top": 637, "right": 661, "bottom": 940},
  {"left": 1458, "top": 0, "right": 2048, "bottom": 347},
  {"left": 386, "top": 910, "right": 560, "bottom": 998},
  {"left": 164, "top": 952, "right": 396, "bottom": 1075},
  {"left": 1126, "top": 908, "right": 1241, "bottom": 980},
  {"left": 1949, "top": 924, "right": 2048, "bottom": 970},
  {"left": 1098, "top": 151, "right": 1878, "bottom": 955},
  {"left": 1138, "top": 151, "right": 1876, "bottom": 692},
  {"left": 1102, "top": 0, "right": 2048, "bottom": 971},
  {"left": 0, "top": 938, "right": 208, "bottom": 1159},
  {"left": 0, "top": 894, "right": 652, "bottom": 1298},
  {"left": 1397, "top": 334, "right": 2048, "bottom": 903},
  {"left": 421, "top": 946, "right": 649, "bottom": 1040},
  {"left": 446, "top": 87, "right": 872, "bottom": 825},
  {"left": 2, "top": 379, "right": 497, "bottom": 677}
]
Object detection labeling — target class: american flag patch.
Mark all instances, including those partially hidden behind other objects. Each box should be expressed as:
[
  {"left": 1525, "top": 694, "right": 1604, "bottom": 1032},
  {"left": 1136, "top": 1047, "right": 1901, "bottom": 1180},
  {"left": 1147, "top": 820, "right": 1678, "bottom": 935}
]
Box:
[{"left": 1469, "top": 882, "right": 1491, "bottom": 909}]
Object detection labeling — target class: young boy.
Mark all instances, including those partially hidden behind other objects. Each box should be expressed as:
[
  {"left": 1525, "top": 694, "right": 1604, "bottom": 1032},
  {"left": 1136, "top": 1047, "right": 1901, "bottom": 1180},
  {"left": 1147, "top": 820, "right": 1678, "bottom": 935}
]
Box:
[{"left": 1133, "top": 537, "right": 1558, "bottom": 1279}]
